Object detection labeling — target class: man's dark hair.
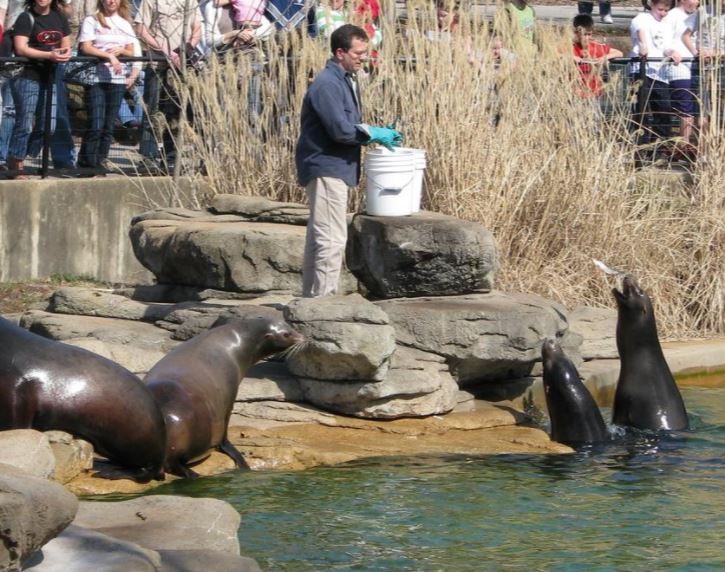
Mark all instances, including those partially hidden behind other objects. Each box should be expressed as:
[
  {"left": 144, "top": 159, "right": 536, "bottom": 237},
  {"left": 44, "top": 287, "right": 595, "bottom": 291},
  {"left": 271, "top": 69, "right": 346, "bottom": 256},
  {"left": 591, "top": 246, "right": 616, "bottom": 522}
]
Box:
[
  {"left": 573, "top": 14, "right": 594, "bottom": 30},
  {"left": 331, "top": 24, "right": 369, "bottom": 54}
]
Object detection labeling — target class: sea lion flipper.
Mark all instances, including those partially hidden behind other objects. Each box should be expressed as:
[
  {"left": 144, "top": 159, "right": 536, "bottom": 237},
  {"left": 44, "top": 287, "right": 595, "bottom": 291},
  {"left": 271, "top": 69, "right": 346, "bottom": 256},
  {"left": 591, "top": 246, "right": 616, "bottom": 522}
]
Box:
[
  {"left": 218, "top": 436, "right": 250, "bottom": 470},
  {"left": 167, "top": 458, "right": 200, "bottom": 479}
]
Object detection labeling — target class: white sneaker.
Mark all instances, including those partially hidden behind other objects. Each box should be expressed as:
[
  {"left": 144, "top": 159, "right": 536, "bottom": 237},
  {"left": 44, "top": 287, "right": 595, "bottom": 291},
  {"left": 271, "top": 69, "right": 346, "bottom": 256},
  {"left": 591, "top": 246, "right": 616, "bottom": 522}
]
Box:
[{"left": 601, "top": 14, "right": 614, "bottom": 23}]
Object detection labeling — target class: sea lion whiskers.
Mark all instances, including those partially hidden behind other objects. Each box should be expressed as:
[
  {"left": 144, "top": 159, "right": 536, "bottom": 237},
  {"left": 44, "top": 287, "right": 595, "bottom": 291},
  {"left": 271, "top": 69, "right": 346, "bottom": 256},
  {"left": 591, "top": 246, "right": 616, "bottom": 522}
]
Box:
[{"left": 278, "top": 337, "right": 308, "bottom": 360}]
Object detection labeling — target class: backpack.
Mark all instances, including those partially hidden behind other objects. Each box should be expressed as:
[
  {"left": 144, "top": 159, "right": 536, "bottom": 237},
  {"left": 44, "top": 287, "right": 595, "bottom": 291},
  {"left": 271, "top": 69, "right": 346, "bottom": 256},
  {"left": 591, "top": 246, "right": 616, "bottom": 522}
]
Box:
[{"left": 0, "top": 12, "right": 35, "bottom": 79}]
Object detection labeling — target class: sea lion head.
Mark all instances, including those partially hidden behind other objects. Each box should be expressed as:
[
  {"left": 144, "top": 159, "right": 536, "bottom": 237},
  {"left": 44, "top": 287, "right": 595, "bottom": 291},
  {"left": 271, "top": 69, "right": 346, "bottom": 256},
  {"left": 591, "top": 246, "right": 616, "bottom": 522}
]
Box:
[
  {"left": 612, "top": 275, "right": 650, "bottom": 314},
  {"left": 541, "top": 338, "right": 577, "bottom": 398}
]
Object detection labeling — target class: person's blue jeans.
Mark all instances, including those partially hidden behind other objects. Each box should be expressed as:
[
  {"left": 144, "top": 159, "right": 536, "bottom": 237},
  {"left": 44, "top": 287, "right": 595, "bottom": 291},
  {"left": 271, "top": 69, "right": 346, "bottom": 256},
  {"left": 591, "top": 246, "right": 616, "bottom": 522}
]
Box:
[
  {"left": 139, "top": 64, "right": 162, "bottom": 158},
  {"left": 48, "top": 64, "right": 75, "bottom": 168},
  {"left": 139, "top": 63, "right": 180, "bottom": 161},
  {"left": 577, "top": 1, "right": 611, "bottom": 17},
  {"left": 0, "top": 80, "right": 15, "bottom": 165},
  {"left": 8, "top": 76, "right": 41, "bottom": 161},
  {"left": 118, "top": 74, "right": 144, "bottom": 126},
  {"left": 11, "top": 66, "right": 75, "bottom": 167},
  {"left": 79, "top": 82, "right": 125, "bottom": 167}
]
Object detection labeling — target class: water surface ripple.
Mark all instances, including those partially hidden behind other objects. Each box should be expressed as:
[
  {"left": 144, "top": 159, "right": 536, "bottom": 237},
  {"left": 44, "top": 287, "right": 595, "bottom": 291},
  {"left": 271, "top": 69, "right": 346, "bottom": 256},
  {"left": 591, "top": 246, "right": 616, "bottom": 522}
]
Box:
[{"left": 154, "top": 387, "right": 725, "bottom": 571}]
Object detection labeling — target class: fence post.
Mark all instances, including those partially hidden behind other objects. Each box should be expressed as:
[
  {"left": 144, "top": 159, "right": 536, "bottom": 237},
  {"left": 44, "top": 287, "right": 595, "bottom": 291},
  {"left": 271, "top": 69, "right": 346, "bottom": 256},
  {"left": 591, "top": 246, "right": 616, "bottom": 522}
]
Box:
[
  {"left": 635, "top": 55, "right": 647, "bottom": 123},
  {"left": 40, "top": 63, "right": 55, "bottom": 179}
]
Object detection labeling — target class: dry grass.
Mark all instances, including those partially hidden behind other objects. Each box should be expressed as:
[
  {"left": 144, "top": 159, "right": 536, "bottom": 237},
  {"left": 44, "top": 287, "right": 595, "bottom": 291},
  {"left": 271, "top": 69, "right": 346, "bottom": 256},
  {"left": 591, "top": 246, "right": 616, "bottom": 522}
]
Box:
[{"left": 157, "top": 2, "right": 724, "bottom": 338}]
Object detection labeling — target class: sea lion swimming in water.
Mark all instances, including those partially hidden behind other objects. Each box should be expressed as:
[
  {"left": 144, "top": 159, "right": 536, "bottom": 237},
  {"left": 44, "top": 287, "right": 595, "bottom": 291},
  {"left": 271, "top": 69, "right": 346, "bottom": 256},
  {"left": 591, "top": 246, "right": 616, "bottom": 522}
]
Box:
[
  {"left": 612, "top": 276, "right": 689, "bottom": 432},
  {"left": 144, "top": 310, "right": 304, "bottom": 478},
  {"left": 541, "top": 339, "right": 610, "bottom": 447}
]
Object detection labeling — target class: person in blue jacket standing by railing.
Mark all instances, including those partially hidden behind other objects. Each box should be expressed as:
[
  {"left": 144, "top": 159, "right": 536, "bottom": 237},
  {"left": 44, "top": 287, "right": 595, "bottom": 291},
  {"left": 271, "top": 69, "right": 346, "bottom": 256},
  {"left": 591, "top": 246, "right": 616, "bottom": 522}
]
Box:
[{"left": 295, "top": 23, "right": 402, "bottom": 298}]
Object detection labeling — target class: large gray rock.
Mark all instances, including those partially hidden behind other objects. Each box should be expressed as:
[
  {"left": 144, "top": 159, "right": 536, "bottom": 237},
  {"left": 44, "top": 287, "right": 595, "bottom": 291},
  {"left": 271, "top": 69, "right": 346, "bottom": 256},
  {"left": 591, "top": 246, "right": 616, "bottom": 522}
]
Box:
[
  {"left": 73, "top": 496, "right": 241, "bottom": 554},
  {"left": 48, "top": 287, "right": 177, "bottom": 322},
  {"left": 231, "top": 400, "right": 339, "bottom": 428},
  {"left": 569, "top": 305, "right": 618, "bottom": 360},
  {"left": 61, "top": 338, "right": 166, "bottom": 376},
  {"left": 131, "top": 207, "right": 247, "bottom": 224},
  {"left": 376, "top": 292, "right": 582, "bottom": 386},
  {"left": 129, "top": 216, "right": 356, "bottom": 295},
  {"left": 45, "top": 432, "right": 94, "bottom": 485},
  {"left": 209, "top": 194, "right": 309, "bottom": 226},
  {"left": 157, "top": 303, "right": 287, "bottom": 341},
  {"left": 284, "top": 294, "right": 397, "bottom": 381},
  {"left": 346, "top": 212, "right": 497, "bottom": 298},
  {"left": 298, "top": 346, "right": 459, "bottom": 418},
  {"left": 158, "top": 550, "right": 262, "bottom": 572},
  {"left": 0, "top": 430, "right": 56, "bottom": 479},
  {"left": 237, "top": 361, "right": 305, "bottom": 403},
  {"left": 24, "top": 525, "right": 161, "bottom": 572},
  {"left": 0, "top": 463, "right": 78, "bottom": 570},
  {"left": 19, "top": 310, "right": 177, "bottom": 353}
]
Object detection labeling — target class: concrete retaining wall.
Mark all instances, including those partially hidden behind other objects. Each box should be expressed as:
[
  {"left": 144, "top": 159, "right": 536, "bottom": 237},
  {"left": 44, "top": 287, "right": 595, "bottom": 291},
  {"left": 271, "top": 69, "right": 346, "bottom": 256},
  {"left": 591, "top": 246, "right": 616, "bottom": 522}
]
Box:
[{"left": 0, "top": 177, "right": 204, "bottom": 284}]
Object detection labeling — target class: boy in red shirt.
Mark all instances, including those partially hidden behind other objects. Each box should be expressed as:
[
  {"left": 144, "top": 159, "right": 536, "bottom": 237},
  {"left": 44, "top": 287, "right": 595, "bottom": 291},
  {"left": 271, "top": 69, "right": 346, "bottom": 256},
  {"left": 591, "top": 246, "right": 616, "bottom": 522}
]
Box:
[{"left": 572, "top": 14, "right": 622, "bottom": 98}]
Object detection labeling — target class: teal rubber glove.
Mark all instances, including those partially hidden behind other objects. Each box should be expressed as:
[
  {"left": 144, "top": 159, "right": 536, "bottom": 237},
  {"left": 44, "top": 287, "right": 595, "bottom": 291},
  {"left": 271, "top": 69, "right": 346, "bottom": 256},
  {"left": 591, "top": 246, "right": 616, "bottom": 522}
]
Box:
[{"left": 367, "top": 126, "right": 403, "bottom": 151}]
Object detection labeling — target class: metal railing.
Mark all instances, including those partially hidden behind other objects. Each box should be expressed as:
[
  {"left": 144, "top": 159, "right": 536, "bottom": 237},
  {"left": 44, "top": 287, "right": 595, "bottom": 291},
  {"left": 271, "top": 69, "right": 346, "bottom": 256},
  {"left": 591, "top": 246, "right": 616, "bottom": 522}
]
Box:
[{"left": 0, "top": 55, "right": 169, "bottom": 179}]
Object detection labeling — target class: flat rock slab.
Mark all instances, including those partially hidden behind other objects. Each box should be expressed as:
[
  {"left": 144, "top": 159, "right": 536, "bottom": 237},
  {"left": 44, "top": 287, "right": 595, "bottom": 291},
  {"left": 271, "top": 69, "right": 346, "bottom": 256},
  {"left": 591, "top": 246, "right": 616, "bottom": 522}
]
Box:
[
  {"left": 48, "top": 287, "right": 179, "bottom": 323},
  {"left": 209, "top": 194, "right": 309, "bottom": 226},
  {"left": 19, "top": 310, "right": 177, "bottom": 353},
  {"left": 63, "top": 399, "right": 570, "bottom": 495},
  {"left": 376, "top": 291, "right": 582, "bottom": 386},
  {"left": 73, "top": 496, "right": 241, "bottom": 554},
  {"left": 129, "top": 216, "right": 356, "bottom": 295},
  {"left": 159, "top": 550, "right": 262, "bottom": 572},
  {"left": 233, "top": 401, "right": 571, "bottom": 470},
  {"left": 24, "top": 525, "right": 161, "bottom": 572},
  {"left": 237, "top": 361, "right": 305, "bottom": 403}
]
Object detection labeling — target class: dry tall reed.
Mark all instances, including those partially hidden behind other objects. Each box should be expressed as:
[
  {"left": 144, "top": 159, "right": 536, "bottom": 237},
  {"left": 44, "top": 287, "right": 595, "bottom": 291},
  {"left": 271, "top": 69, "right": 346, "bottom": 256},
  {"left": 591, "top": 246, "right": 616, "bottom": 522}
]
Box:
[{"left": 163, "top": 2, "right": 724, "bottom": 338}]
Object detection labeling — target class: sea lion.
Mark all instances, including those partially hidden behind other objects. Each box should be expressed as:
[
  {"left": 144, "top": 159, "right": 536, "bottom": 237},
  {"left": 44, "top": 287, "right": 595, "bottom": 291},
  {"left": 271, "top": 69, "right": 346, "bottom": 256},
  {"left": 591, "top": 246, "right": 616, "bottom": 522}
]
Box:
[
  {"left": 541, "top": 339, "right": 610, "bottom": 447},
  {"left": 612, "top": 276, "right": 689, "bottom": 431},
  {"left": 144, "top": 310, "right": 304, "bottom": 478},
  {"left": 0, "top": 317, "right": 166, "bottom": 480}
]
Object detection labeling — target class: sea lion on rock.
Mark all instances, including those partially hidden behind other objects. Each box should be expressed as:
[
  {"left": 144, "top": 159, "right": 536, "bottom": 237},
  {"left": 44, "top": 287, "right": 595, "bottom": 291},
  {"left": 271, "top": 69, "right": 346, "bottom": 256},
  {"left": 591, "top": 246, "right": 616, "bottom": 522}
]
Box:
[
  {"left": 144, "top": 310, "right": 304, "bottom": 478},
  {"left": 612, "top": 276, "right": 689, "bottom": 432},
  {"left": 541, "top": 339, "right": 610, "bottom": 447},
  {"left": 0, "top": 317, "right": 166, "bottom": 480}
]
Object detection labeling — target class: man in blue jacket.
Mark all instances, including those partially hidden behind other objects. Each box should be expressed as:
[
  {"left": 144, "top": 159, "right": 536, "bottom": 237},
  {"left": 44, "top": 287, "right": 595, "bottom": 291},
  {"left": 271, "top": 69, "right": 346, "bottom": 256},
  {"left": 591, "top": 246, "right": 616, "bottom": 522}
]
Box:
[{"left": 296, "top": 23, "right": 401, "bottom": 298}]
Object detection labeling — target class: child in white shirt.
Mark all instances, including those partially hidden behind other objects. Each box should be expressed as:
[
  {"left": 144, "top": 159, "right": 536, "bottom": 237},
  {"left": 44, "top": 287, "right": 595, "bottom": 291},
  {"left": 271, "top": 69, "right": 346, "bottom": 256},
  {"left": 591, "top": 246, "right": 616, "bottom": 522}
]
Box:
[
  {"left": 629, "top": 0, "right": 672, "bottom": 141},
  {"left": 663, "top": 0, "right": 699, "bottom": 151}
]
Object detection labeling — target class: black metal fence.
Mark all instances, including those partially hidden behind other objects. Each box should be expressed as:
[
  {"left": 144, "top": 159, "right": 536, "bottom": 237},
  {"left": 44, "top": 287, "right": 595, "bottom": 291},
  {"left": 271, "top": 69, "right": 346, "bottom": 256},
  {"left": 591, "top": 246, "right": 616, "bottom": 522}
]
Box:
[{"left": 0, "top": 55, "right": 169, "bottom": 179}]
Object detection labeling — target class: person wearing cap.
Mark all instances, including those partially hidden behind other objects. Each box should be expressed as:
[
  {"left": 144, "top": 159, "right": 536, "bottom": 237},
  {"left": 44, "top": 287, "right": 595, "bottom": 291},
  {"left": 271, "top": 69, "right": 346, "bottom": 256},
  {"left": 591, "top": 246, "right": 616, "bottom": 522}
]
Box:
[{"left": 295, "top": 23, "right": 402, "bottom": 298}]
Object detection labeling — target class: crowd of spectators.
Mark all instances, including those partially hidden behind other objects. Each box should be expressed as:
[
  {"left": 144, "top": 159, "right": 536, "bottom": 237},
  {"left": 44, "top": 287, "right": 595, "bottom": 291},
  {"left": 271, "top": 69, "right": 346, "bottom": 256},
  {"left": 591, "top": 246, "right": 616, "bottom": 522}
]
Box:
[{"left": 0, "top": 0, "right": 723, "bottom": 177}]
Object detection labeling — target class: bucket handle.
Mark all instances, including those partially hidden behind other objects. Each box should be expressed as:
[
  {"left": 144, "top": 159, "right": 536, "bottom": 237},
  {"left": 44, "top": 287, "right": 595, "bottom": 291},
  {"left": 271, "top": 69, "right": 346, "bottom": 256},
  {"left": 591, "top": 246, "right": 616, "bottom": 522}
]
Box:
[{"left": 370, "top": 170, "right": 416, "bottom": 195}]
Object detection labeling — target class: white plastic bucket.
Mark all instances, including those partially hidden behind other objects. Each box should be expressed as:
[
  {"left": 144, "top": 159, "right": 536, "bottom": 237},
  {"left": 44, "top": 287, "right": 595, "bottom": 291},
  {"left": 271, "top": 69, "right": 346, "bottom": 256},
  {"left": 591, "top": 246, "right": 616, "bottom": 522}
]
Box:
[
  {"left": 397, "top": 147, "right": 427, "bottom": 213},
  {"left": 365, "top": 148, "right": 416, "bottom": 216}
]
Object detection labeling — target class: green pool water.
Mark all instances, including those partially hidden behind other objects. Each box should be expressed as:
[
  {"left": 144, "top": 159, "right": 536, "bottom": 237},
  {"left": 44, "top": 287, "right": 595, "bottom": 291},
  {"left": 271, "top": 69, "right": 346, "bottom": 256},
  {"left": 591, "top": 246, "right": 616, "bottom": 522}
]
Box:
[{"left": 152, "top": 387, "right": 724, "bottom": 571}]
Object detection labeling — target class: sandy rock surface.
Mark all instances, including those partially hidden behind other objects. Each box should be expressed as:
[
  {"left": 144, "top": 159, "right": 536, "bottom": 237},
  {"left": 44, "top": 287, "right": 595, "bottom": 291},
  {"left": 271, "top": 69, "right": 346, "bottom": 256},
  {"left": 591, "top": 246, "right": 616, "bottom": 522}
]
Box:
[{"left": 63, "top": 400, "right": 570, "bottom": 496}]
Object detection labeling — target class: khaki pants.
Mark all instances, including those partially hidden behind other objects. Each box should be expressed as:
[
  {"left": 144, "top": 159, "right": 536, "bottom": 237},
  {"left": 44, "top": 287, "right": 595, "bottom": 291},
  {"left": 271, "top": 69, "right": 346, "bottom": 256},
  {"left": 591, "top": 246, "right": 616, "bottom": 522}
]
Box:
[{"left": 302, "top": 176, "right": 350, "bottom": 298}]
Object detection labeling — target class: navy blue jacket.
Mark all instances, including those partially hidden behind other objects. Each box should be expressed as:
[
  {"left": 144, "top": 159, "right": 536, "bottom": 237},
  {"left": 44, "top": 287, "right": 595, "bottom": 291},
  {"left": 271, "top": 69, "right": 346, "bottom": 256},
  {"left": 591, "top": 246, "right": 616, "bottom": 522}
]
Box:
[{"left": 295, "top": 59, "right": 369, "bottom": 187}]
